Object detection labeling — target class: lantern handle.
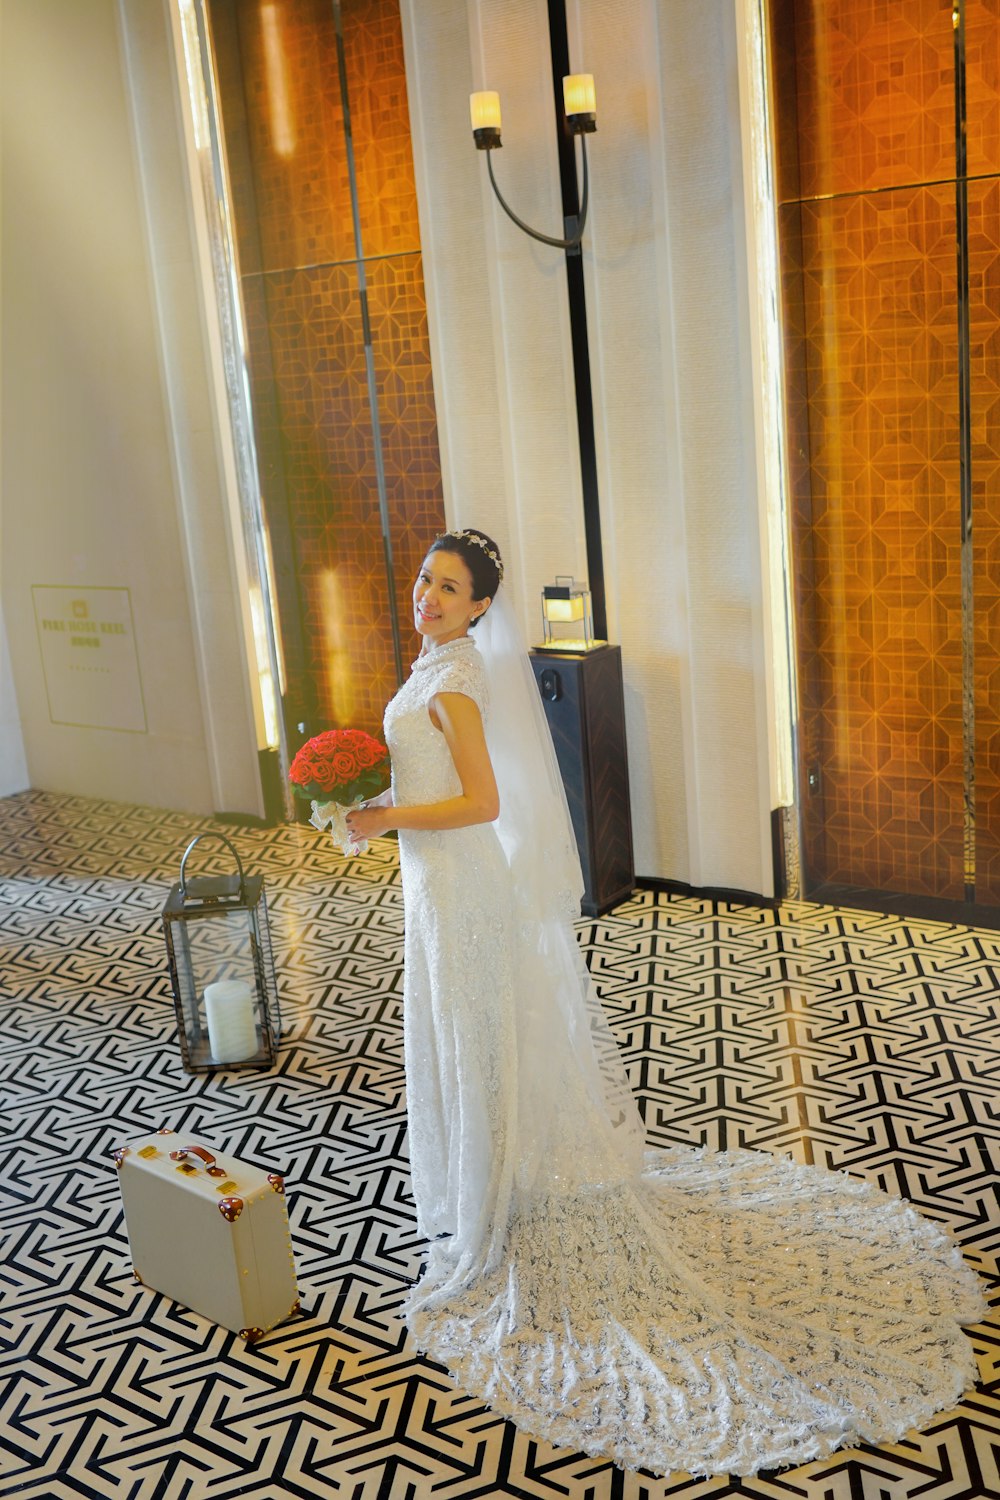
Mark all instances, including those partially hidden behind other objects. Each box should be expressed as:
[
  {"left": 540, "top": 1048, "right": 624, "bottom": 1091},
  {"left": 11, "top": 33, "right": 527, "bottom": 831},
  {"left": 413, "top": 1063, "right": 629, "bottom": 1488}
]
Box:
[{"left": 178, "top": 832, "right": 248, "bottom": 903}]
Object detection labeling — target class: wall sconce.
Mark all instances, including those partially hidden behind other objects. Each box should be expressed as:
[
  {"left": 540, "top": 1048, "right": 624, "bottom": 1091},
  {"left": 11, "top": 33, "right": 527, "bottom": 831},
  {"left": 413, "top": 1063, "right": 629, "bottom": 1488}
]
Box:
[
  {"left": 538, "top": 576, "right": 605, "bottom": 652},
  {"left": 470, "top": 75, "right": 596, "bottom": 253}
]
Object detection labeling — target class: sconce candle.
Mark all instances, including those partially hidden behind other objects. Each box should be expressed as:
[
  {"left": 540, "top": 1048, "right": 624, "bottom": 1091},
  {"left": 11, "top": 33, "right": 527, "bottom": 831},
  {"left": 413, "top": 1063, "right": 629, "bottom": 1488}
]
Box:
[
  {"left": 471, "top": 72, "right": 596, "bottom": 248},
  {"left": 471, "top": 90, "right": 502, "bottom": 150},
  {"left": 470, "top": 90, "right": 501, "bottom": 130},
  {"left": 563, "top": 73, "right": 597, "bottom": 128}
]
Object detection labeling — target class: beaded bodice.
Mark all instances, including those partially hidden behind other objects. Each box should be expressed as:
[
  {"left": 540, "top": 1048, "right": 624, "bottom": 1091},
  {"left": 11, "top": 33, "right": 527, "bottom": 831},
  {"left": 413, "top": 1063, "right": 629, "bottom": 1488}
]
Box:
[{"left": 383, "top": 636, "right": 488, "bottom": 808}]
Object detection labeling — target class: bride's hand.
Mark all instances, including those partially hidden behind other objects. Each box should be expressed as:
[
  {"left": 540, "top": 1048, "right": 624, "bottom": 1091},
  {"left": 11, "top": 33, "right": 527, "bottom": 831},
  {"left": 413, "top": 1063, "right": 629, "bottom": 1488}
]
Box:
[{"left": 345, "top": 802, "right": 392, "bottom": 841}]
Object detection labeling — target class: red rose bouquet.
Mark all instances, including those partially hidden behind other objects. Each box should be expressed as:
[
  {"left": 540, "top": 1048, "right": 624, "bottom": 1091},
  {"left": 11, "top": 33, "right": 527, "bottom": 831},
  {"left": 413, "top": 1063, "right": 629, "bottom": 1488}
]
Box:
[{"left": 288, "top": 729, "right": 390, "bottom": 856}]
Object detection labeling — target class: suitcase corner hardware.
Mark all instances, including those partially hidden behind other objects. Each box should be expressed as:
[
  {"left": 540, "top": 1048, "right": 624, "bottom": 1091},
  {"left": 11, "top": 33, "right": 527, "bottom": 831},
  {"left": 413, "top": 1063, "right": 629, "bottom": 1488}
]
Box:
[
  {"left": 157, "top": 1128, "right": 175, "bottom": 1135},
  {"left": 132, "top": 1268, "right": 144, "bottom": 1285},
  {"left": 238, "top": 1326, "right": 264, "bottom": 1344},
  {"left": 112, "top": 1147, "right": 130, "bottom": 1169},
  {"left": 219, "top": 1196, "right": 244, "bottom": 1222},
  {"left": 267, "top": 1174, "right": 285, "bottom": 1195}
]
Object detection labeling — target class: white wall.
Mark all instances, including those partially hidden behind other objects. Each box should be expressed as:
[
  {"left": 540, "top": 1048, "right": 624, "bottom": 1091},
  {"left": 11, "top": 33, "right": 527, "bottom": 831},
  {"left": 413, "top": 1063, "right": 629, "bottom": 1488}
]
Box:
[
  {"left": 0, "top": 0, "right": 260, "bottom": 816},
  {"left": 402, "top": 0, "right": 588, "bottom": 611},
  {"left": 0, "top": 3, "right": 29, "bottom": 800},
  {"left": 402, "top": 0, "right": 778, "bottom": 893}
]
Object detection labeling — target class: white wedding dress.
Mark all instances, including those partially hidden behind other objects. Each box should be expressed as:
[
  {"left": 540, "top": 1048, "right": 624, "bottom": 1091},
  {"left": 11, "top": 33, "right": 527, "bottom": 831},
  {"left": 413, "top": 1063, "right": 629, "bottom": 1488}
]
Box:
[{"left": 383, "top": 632, "right": 985, "bottom": 1479}]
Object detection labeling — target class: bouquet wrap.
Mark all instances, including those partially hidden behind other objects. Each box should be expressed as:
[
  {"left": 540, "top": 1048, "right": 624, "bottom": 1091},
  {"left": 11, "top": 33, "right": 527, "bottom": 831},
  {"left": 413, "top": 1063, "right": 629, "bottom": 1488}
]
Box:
[{"left": 309, "top": 797, "right": 369, "bottom": 857}]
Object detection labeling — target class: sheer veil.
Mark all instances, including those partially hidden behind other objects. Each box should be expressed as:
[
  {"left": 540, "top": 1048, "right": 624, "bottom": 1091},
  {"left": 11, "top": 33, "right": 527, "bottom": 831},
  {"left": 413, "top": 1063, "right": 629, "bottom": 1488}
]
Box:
[
  {"left": 472, "top": 588, "right": 645, "bottom": 1194},
  {"left": 472, "top": 588, "right": 583, "bottom": 922}
]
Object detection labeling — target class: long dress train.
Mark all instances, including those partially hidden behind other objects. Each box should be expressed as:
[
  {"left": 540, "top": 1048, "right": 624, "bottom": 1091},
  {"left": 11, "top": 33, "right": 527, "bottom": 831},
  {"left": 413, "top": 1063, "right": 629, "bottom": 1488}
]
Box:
[{"left": 383, "top": 633, "right": 986, "bottom": 1479}]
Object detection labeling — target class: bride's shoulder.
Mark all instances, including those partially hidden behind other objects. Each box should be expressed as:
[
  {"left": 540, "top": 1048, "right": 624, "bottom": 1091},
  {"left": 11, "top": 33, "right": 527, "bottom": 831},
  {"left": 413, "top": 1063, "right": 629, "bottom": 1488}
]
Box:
[{"left": 423, "top": 641, "right": 488, "bottom": 712}]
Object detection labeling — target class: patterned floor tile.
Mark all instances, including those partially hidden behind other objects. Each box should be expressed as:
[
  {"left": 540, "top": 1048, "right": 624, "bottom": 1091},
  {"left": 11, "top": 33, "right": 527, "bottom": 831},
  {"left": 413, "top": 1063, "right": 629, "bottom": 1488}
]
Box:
[{"left": 2, "top": 789, "right": 999, "bottom": 1499}]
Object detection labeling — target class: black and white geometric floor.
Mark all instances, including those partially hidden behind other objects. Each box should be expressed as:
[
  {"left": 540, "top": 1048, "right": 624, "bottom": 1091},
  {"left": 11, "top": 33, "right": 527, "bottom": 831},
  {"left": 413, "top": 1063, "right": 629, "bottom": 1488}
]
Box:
[{"left": 2, "top": 787, "right": 999, "bottom": 1500}]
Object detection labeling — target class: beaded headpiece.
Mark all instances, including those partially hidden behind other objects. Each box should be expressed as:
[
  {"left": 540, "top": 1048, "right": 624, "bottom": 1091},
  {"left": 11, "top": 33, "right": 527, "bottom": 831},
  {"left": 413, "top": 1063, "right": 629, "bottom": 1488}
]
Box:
[{"left": 437, "top": 529, "right": 504, "bottom": 583}]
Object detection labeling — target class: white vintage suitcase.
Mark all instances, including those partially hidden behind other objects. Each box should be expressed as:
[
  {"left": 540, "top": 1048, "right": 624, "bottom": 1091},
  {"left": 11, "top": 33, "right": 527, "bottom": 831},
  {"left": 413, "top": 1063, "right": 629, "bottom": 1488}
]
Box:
[{"left": 113, "top": 1129, "right": 299, "bottom": 1342}]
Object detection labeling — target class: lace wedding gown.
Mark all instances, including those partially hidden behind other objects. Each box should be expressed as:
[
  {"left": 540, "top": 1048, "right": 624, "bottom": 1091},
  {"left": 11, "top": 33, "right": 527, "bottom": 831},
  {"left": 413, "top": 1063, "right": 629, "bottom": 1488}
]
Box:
[{"left": 383, "top": 634, "right": 985, "bottom": 1478}]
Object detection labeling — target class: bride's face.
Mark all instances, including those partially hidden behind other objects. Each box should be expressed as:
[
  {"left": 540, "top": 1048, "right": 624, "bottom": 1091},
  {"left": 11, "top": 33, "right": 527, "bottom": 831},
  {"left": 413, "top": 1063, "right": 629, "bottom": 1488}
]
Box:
[{"left": 413, "top": 551, "right": 483, "bottom": 647}]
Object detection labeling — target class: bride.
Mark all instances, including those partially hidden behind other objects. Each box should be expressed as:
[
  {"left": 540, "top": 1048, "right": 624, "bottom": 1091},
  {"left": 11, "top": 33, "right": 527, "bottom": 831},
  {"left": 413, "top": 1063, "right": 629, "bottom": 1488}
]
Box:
[{"left": 344, "top": 527, "right": 985, "bottom": 1478}]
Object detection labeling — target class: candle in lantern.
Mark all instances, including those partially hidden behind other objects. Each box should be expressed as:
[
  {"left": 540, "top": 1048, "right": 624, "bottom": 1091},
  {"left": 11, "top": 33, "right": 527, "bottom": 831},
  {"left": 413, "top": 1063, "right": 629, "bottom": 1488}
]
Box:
[{"left": 204, "top": 979, "right": 258, "bottom": 1063}]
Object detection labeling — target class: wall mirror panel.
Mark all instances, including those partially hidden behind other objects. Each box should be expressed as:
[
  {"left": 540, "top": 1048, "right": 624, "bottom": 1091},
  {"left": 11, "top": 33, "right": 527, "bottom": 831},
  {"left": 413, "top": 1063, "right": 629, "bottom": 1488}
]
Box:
[{"left": 769, "top": 0, "right": 1000, "bottom": 916}]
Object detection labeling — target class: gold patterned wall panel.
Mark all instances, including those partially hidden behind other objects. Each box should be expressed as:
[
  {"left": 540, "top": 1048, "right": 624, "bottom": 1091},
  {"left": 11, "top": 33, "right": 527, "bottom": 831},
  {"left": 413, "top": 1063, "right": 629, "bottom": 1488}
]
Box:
[
  {"left": 209, "top": 0, "right": 446, "bottom": 743},
  {"left": 221, "top": 0, "right": 356, "bottom": 272},
  {"left": 967, "top": 0, "right": 1000, "bottom": 176},
  {"left": 254, "top": 264, "right": 399, "bottom": 733},
  {"left": 366, "top": 255, "right": 448, "bottom": 651},
  {"left": 771, "top": 0, "right": 1000, "bottom": 908},
  {"left": 215, "top": 0, "right": 421, "bottom": 273},
  {"left": 788, "top": 0, "right": 956, "bottom": 200},
  {"left": 795, "top": 186, "right": 965, "bottom": 899},
  {"left": 340, "top": 0, "right": 421, "bottom": 258},
  {"left": 769, "top": 0, "right": 804, "bottom": 205},
  {"left": 969, "top": 177, "right": 1000, "bottom": 903}
]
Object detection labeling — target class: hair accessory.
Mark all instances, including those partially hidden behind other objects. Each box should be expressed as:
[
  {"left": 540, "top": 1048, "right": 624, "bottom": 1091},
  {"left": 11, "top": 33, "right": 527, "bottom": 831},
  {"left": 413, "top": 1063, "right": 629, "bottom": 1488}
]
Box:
[{"left": 439, "top": 529, "right": 504, "bottom": 582}]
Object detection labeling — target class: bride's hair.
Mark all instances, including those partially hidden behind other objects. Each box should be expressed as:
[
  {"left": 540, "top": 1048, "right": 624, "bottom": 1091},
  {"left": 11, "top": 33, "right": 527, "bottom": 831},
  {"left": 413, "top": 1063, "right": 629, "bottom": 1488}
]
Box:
[{"left": 428, "top": 529, "right": 503, "bottom": 627}]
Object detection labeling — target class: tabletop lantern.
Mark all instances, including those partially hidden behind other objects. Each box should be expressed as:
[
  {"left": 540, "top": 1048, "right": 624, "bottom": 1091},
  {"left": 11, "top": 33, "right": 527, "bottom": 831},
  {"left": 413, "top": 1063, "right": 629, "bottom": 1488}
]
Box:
[
  {"left": 539, "top": 576, "right": 605, "bottom": 653},
  {"left": 161, "top": 832, "right": 281, "bottom": 1073}
]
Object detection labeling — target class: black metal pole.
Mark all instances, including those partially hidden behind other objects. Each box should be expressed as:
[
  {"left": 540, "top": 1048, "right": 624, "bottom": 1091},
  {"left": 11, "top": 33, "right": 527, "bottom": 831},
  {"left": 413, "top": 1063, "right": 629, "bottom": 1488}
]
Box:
[
  {"left": 954, "top": 0, "right": 974, "bottom": 903},
  {"left": 546, "top": 0, "right": 607, "bottom": 641}
]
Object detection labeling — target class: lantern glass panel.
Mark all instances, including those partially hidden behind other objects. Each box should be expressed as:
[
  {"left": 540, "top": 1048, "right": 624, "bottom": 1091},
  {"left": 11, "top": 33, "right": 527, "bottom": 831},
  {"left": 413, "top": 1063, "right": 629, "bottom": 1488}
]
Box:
[
  {"left": 174, "top": 908, "right": 261, "bottom": 1068},
  {"left": 164, "top": 898, "right": 283, "bottom": 1070},
  {"left": 162, "top": 833, "right": 281, "bottom": 1074},
  {"left": 540, "top": 578, "right": 601, "bottom": 651}
]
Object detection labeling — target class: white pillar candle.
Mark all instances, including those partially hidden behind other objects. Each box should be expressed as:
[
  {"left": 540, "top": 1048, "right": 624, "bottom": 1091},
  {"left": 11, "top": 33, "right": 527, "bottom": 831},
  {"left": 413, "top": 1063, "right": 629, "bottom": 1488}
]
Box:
[{"left": 204, "top": 979, "right": 258, "bottom": 1063}]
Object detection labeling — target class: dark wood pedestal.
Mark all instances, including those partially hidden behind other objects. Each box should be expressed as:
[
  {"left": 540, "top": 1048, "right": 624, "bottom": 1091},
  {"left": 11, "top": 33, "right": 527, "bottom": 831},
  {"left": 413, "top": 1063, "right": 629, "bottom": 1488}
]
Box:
[{"left": 530, "top": 645, "right": 635, "bottom": 916}]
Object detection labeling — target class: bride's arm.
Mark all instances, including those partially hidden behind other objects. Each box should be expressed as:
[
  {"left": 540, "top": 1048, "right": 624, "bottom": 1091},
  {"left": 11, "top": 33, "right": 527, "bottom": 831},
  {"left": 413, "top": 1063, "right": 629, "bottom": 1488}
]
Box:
[{"left": 345, "top": 692, "right": 498, "bottom": 839}]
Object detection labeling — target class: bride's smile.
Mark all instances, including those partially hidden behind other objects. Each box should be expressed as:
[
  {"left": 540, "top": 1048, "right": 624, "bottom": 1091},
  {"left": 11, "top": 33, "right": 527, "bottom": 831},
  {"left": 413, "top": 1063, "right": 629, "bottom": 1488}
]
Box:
[{"left": 412, "top": 551, "right": 489, "bottom": 648}]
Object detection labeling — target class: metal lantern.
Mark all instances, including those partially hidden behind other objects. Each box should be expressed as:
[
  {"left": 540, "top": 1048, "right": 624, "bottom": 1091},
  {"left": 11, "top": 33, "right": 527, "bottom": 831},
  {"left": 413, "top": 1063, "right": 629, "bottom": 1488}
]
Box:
[
  {"left": 161, "top": 833, "right": 281, "bottom": 1073},
  {"left": 538, "top": 576, "right": 605, "bottom": 653}
]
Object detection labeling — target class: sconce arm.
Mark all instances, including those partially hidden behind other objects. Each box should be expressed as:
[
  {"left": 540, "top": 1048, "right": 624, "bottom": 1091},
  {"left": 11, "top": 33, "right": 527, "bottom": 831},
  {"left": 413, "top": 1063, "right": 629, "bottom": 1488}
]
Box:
[{"left": 486, "top": 136, "right": 589, "bottom": 251}]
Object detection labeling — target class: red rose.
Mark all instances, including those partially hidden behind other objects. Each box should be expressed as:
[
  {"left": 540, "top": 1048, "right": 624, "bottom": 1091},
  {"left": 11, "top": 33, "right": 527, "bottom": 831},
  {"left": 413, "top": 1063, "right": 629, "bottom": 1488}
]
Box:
[
  {"left": 330, "top": 751, "right": 359, "bottom": 782},
  {"left": 310, "top": 759, "right": 338, "bottom": 791},
  {"left": 289, "top": 748, "right": 317, "bottom": 785}
]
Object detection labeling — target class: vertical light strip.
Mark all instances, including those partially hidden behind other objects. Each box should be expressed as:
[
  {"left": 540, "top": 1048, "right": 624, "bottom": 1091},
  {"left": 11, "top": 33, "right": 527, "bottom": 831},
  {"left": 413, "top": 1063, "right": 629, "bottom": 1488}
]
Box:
[
  {"left": 177, "top": 0, "right": 210, "bottom": 151},
  {"left": 954, "top": 0, "right": 975, "bottom": 901},
  {"left": 184, "top": 0, "right": 294, "bottom": 810},
  {"left": 260, "top": 4, "right": 296, "bottom": 158},
  {"left": 741, "top": 0, "right": 799, "bottom": 817},
  {"left": 331, "top": 0, "right": 404, "bottom": 688}
]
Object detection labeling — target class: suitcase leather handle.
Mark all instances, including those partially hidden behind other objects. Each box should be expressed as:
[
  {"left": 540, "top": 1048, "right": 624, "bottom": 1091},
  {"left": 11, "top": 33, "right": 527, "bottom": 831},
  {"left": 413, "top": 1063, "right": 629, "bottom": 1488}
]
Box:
[{"left": 170, "top": 1146, "right": 226, "bottom": 1178}]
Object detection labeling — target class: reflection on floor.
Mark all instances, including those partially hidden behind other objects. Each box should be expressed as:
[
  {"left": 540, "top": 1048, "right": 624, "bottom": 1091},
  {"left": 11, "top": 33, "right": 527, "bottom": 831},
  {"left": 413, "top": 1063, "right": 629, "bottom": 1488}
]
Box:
[{"left": 2, "top": 788, "right": 999, "bottom": 1500}]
